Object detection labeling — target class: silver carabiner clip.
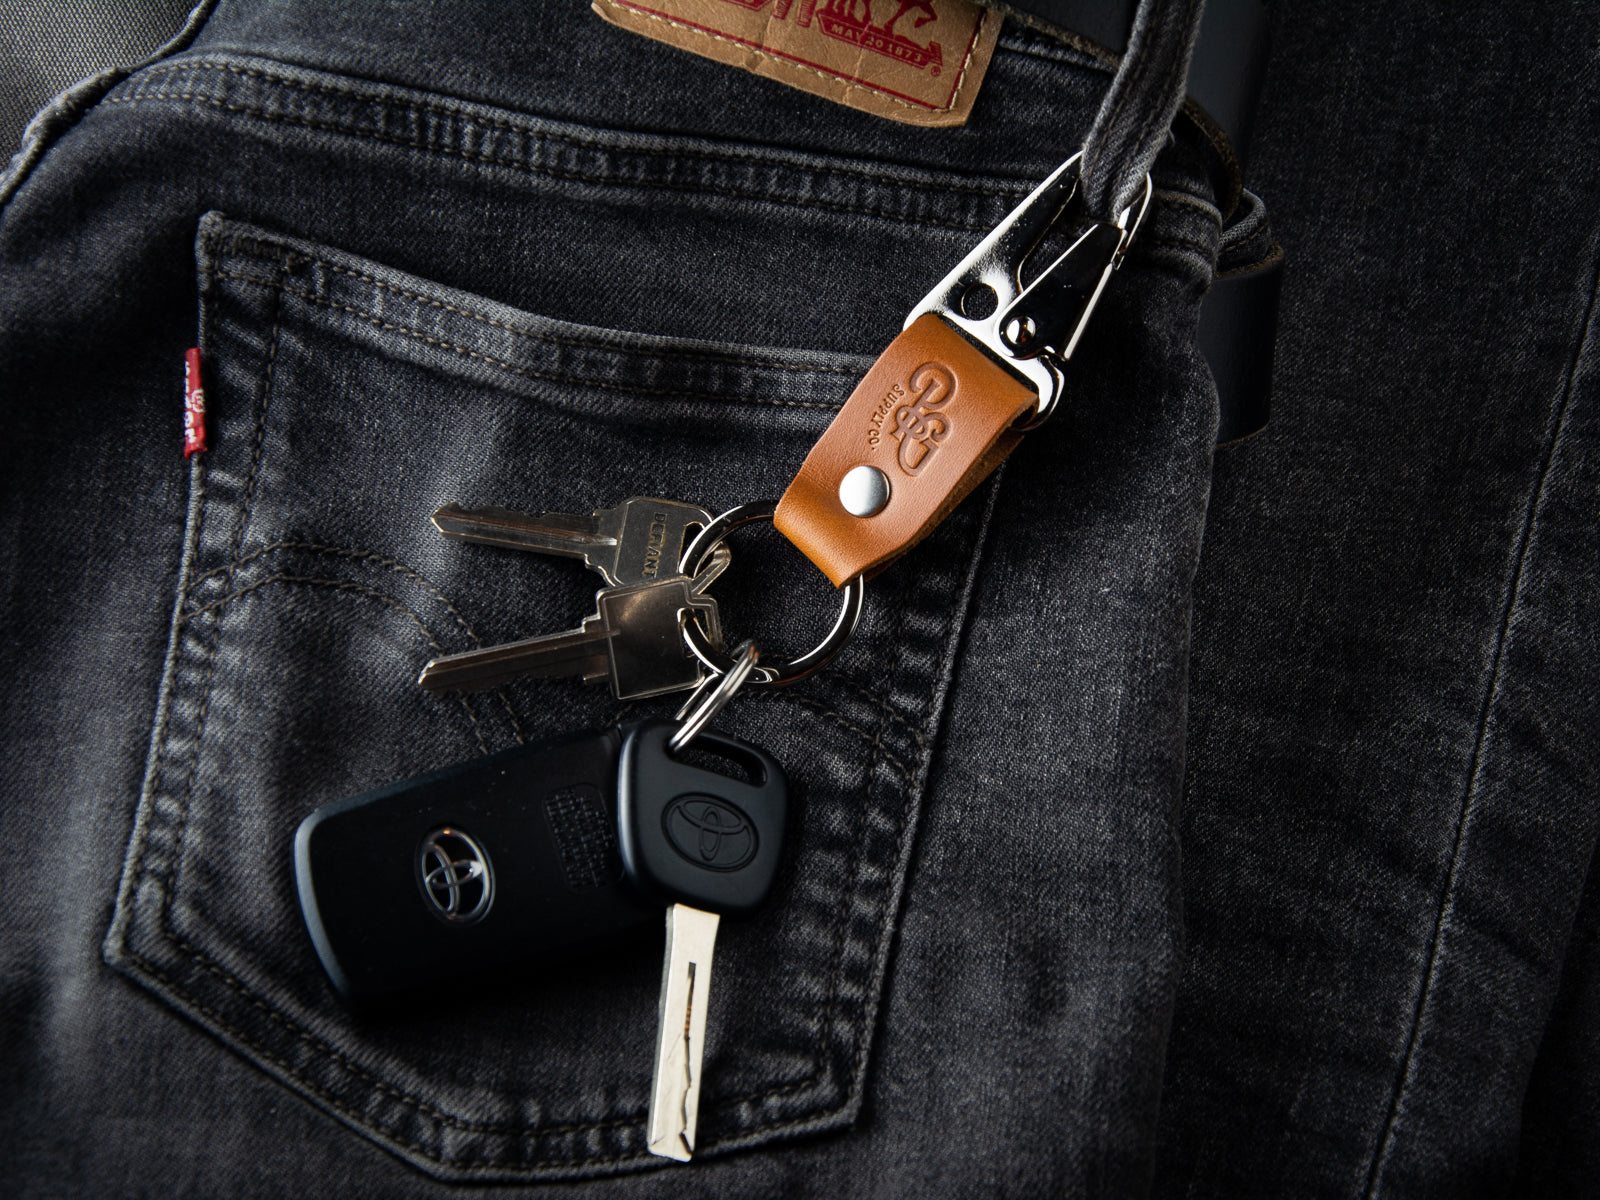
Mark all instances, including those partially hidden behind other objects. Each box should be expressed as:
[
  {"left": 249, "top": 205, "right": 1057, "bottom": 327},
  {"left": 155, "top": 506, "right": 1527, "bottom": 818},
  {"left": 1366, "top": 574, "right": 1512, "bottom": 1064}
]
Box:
[{"left": 904, "top": 152, "right": 1152, "bottom": 429}]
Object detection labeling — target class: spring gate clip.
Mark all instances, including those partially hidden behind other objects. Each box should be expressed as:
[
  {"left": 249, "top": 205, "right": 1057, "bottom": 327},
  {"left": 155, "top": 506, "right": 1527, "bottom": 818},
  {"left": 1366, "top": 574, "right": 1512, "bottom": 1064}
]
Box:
[
  {"left": 908, "top": 151, "right": 1153, "bottom": 430},
  {"left": 770, "top": 152, "right": 1154, "bottom": 588},
  {"left": 668, "top": 152, "right": 1151, "bottom": 684}
]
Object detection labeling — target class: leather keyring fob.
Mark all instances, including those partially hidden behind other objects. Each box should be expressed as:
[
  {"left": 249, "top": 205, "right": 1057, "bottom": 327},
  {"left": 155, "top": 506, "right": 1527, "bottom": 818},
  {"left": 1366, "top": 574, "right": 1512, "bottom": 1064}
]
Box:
[{"left": 775, "top": 314, "right": 1038, "bottom": 586}]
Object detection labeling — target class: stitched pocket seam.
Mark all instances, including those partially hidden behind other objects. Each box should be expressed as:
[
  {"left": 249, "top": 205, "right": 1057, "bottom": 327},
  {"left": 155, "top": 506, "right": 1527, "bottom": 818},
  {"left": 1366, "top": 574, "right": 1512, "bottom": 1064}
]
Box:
[{"left": 105, "top": 226, "right": 994, "bottom": 1180}]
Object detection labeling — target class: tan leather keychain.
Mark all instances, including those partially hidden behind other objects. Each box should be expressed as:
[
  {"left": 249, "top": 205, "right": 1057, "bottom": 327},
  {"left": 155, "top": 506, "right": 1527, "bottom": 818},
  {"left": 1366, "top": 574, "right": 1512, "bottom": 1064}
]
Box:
[{"left": 776, "top": 153, "right": 1151, "bottom": 586}]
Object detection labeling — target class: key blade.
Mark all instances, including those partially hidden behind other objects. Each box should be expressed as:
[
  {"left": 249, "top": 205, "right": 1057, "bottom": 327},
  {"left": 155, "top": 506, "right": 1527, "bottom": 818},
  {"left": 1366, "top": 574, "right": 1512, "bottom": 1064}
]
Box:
[
  {"left": 687, "top": 543, "right": 732, "bottom": 597},
  {"left": 649, "top": 903, "right": 720, "bottom": 1161},
  {"left": 432, "top": 503, "right": 622, "bottom": 581},
  {"left": 417, "top": 626, "right": 613, "bottom": 694}
]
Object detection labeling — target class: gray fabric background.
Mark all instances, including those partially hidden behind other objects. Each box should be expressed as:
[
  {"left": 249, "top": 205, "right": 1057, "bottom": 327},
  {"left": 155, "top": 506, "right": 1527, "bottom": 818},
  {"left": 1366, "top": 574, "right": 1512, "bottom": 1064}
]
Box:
[{"left": 1, "top": 0, "right": 192, "bottom": 162}]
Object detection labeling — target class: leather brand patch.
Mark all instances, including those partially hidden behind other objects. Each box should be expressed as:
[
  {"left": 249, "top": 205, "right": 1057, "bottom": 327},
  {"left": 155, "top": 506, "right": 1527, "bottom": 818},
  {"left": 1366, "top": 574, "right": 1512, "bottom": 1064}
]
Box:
[{"left": 593, "top": 0, "right": 1001, "bottom": 127}]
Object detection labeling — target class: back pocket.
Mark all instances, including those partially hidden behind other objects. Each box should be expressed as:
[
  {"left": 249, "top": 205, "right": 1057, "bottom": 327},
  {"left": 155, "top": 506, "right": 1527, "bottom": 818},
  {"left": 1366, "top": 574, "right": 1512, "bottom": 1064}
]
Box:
[{"left": 104, "top": 213, "right": 998, "bottom": 1180}]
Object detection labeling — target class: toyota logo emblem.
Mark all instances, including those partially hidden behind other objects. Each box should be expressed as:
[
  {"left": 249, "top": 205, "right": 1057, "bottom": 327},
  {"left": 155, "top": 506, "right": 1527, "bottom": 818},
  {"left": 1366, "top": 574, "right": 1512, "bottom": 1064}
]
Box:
[
  {"left": 416, "top": 827, "right": 494, "bottom": 925},
  {"left": 662, "top": 795, "right": 757, "bottom": 872}
]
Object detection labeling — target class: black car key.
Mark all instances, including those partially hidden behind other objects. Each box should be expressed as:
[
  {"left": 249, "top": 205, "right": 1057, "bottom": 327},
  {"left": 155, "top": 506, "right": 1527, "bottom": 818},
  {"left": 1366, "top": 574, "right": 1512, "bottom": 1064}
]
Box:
[
  {"left": 615, "top": 717, "right": 789, "bottom": 1160},
  {"left": 293, "top": 726, "right": 656, "bottom": 1002}
]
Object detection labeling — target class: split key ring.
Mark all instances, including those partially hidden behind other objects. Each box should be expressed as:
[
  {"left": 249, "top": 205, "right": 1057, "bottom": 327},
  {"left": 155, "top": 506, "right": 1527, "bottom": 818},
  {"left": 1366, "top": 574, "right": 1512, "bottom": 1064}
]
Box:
[{"left": 679, "top": 501, "right": 865, "bottom": 687}]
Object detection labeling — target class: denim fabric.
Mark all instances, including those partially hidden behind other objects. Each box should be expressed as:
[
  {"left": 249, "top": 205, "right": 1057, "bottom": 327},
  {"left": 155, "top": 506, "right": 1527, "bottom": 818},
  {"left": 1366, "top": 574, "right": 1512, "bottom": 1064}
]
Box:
[
  {"left": 0, "top": 0, "right": 195, "bottom": 162},
  {"left": 0, "top": 0, "right": 213, "bottom": 202},
  {"left": 0, "top": 1, "right": 1221, "bottom": 1193},
  {"left": 2, "top": 1, "right": 1594, "bottom": 1198},
  {"left": 1153, "top": 4, "right": 1600, "bottom": 1198}
]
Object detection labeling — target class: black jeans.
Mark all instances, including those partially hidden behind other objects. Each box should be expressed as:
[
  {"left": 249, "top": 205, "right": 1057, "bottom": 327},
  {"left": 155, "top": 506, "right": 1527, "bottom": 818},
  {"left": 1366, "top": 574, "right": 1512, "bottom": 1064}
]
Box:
[{"left": 1, "top": 2, "right": 1595, "bottom": 1197}]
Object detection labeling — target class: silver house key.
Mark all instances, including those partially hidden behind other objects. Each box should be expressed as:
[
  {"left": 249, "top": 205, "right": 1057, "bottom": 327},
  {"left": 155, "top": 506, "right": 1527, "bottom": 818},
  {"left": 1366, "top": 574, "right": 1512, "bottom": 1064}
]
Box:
[
  {"left": 419, "top": 495, "right": 729, "bottom": 698},
  {"left": 432, "top": 497, "right": 725, "bottom": 588},
  {"left": 417, "top": 575, "right": 723, "bottom": 700}
]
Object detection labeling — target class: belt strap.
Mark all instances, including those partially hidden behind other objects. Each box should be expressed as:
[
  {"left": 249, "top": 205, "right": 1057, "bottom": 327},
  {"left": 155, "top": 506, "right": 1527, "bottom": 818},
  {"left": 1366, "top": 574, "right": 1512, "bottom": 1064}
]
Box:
[
  {"left": 997, "top": 0, "right": 1270, "bottom": 170},
  {"left": 1202, "top": 248, "right": 1282, "bottom": 444},
  {"left": 996, "top": 0, "right": 1279, "bottom": 443}
]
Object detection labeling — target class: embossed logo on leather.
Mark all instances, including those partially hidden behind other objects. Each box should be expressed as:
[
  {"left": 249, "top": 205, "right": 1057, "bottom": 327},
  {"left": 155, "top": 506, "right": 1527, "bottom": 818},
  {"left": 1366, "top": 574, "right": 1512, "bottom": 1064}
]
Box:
[
  {"left": 774, "top": 314, "right": 1038, "bottom": 586},
  {"left": 889, "top": 362, "right": 954, "bottom": 474},
  {"left": 808, "top": 1, "right": 945, "bottom": 73},
  {"left": 593, "top": 0, "right": 1001, "bottom": 128}
]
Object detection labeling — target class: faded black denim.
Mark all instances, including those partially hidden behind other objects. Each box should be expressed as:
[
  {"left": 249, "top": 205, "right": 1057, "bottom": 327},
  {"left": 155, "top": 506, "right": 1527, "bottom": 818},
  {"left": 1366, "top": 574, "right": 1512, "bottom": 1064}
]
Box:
[
  {"left": 0, "top": 1, "right": 1219, "bottom": 1192},
  {"left": 1, "top": 1, "right": 1595, "bottom": 1198},
  {"left": 1155, "top": 4, "right": 1600, "bottom": 1198}
]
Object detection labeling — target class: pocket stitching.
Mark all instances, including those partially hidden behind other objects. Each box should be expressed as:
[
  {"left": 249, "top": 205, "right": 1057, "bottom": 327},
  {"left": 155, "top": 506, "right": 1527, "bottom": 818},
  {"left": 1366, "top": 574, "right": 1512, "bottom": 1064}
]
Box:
[
  {"left": 749, "top": 691, "right": 914, "bottom": 784},
  {"left": 855, "top": 543, "right": 973, "bottom": 1084},
  {"left": 821, "top": 578, "right": 917, "bottom": 1085},
  {"left": 213, "top": 269, "right": 849, "bottom": 410},
  {"left": 111, "top": 227, "right": 985, "bottom": 1173},
  {"left": 221, "top": 241, "right": 869, "bottom": 378},
  {"left": 123, "top": 944, "right": 651, "bottom": 1154},
  {"left": 130, "top": 61, "right": 1031, "bottom": 198},
  {"left": 224, "top": 257, "right": 287, "bottom": 566},
  {"left": 187, "top": 540, "right": 527, "bottom": 743}
]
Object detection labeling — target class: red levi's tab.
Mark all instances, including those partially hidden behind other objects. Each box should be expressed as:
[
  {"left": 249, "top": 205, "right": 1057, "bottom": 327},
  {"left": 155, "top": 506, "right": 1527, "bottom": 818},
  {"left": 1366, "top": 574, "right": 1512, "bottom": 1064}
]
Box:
[{"left": 182, "top": 348, "right": 208, "bottom": 458}]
